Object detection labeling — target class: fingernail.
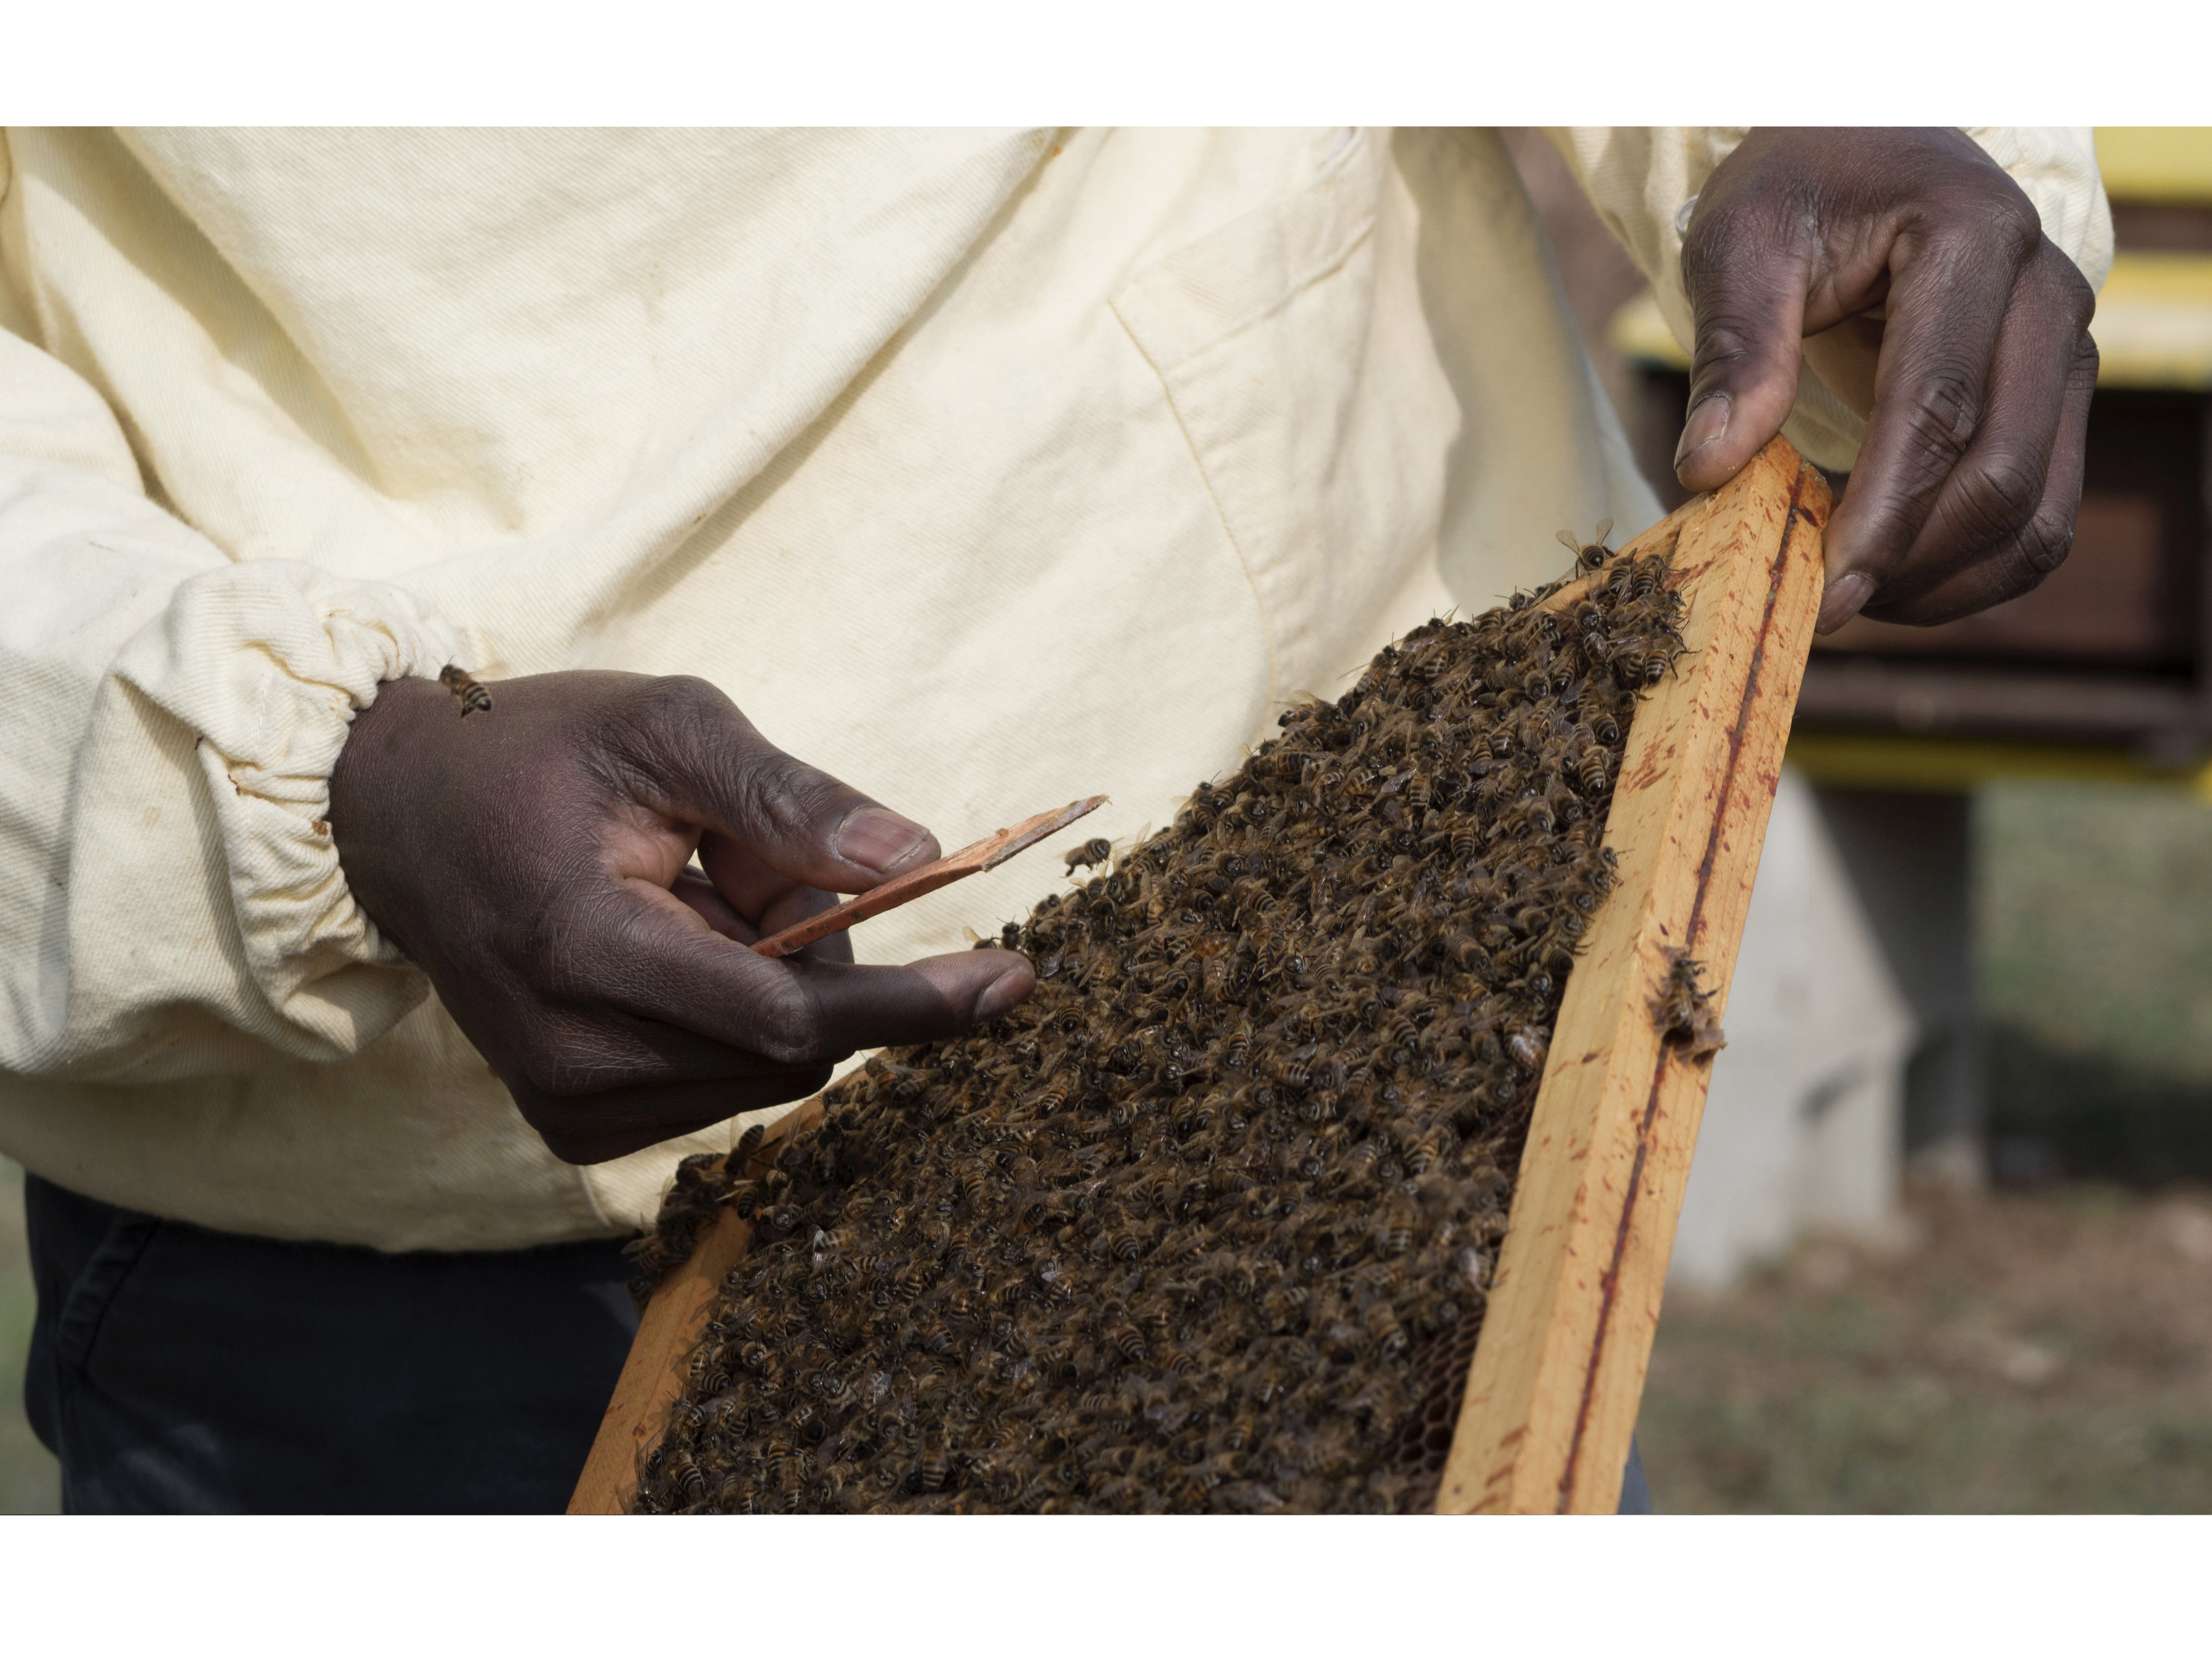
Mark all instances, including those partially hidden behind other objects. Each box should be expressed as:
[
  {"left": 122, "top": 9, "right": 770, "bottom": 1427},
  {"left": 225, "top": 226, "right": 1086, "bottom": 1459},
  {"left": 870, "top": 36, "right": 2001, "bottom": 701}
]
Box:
[
  {"left": 1674, "top": 395, "right": 1731, "bottom": 471},
  {"left": 834, "top": 806, "right": 932, "bottom": 876},
  {"left": 974, "top": 965, "right": 1033, "bottom": 1021},
  {"left": 1817, "top": 572, "right": 1875, "bottom": 633}
]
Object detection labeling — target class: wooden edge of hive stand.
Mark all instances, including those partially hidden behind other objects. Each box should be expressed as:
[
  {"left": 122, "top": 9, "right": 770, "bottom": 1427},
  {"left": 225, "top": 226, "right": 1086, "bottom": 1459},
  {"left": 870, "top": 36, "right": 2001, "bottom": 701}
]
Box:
[
  {"left": 567, "top": 1097, "right": 826, "bottom": 1515},
  {"left": 1435, "top": 434, "right": 1831, "bottom": 1514}
]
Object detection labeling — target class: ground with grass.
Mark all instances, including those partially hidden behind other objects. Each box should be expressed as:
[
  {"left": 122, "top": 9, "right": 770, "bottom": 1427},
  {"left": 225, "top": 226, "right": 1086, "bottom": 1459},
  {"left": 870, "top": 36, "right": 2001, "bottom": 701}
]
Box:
[
  {"left": 1980, "top": 780, "right": 2212, "bottom": 1185},
  {"left": 1640, "top": 1182, "right": 2212, "bottom": 1512},
  {"left": 1632, "top": 782, "right": 2212, "bottom": 1512}
]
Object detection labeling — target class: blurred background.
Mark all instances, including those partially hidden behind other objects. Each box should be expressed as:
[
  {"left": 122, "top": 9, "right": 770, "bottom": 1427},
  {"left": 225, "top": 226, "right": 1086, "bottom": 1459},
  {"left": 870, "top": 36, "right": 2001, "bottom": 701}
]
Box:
[{"left": 5, "top": 128, "right": 2212, "bottom": 1514}]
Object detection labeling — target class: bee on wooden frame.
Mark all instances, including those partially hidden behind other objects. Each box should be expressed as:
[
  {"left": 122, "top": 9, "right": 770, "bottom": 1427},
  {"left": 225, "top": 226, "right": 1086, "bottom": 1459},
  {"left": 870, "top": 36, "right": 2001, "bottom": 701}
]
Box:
[
  {"left": 1555, "top": 518, "right": 1615, "bottom": 571},
  {"left": 1655, "top": 951, "right": 1726, "bottom": 1058}
]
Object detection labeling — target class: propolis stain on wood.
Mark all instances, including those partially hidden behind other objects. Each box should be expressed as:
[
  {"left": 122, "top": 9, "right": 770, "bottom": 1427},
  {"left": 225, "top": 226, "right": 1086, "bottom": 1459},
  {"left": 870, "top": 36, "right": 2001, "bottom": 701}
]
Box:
[{"left": 626, "top": 542, "right": 1690, "bottom": 1514}]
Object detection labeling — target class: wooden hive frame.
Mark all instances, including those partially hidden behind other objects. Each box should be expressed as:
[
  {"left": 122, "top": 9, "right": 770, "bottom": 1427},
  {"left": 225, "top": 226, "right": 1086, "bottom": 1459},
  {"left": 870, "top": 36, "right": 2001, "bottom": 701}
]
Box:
[{"left": 569, "top": 436, "right": 1831, "bottom": 1515}]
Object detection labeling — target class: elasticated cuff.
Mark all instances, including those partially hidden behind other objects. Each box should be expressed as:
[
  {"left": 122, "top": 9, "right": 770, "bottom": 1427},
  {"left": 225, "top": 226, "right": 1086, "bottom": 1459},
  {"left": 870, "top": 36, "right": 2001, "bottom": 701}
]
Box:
[{"left": 112, "top": 560, "right": 464, "bottom": 1056}]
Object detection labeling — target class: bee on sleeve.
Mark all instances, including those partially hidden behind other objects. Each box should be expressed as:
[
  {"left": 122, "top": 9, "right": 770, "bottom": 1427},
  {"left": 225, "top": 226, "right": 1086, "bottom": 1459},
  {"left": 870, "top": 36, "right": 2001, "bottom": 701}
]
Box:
[{"left": 438, "top": 664, "right": 493, "bottom": 718}]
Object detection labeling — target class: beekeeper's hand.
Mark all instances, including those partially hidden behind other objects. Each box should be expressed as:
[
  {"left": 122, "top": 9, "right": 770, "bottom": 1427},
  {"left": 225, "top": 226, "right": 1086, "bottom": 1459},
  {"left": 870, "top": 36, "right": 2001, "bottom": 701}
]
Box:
[
  {"left": 1673, "top": 126, "right": 2099, "bottom": 632},
  {"left": 327, "top": 671, "right": 1034, "bottom": 1164}
]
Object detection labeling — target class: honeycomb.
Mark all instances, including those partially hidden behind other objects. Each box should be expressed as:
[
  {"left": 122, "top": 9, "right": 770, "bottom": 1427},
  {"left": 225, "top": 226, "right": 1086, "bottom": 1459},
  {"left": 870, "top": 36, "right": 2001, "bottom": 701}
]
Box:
[{"left": 628, "top": 541, "right": 1685, "bottom": 1513}]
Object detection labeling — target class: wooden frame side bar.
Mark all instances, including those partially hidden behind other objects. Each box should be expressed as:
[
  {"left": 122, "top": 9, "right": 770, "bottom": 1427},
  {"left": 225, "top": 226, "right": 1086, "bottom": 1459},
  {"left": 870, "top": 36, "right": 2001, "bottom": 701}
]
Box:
[
  {"left": 568, "top": 1098, "right": 825, "bottom": 1515},
  {"left": 1436, "top": 436, "right": 1831, "bottom": 1514}
]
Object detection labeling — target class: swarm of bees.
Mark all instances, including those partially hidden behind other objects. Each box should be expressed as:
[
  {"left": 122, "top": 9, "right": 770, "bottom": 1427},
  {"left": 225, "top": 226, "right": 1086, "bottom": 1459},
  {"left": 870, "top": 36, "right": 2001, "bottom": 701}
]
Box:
[{"left": 629, "top": 531, "right": 1687, "bottom": 1514}]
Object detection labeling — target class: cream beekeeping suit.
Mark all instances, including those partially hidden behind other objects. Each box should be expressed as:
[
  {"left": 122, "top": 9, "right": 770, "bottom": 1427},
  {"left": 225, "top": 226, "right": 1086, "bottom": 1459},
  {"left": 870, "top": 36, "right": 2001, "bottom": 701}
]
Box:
[{"left": 0, "top": 128, "right": 2109, "bottom": 1250}]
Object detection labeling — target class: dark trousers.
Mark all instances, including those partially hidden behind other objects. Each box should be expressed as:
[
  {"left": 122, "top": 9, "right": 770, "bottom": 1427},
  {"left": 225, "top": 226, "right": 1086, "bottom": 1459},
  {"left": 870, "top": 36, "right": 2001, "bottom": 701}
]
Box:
[
  {"left": 23, "top": 1173, "right": 638, "bottom": 1514},
  {"left": 23, "top": 1171, "right": 1651, "bottom": 1514}
]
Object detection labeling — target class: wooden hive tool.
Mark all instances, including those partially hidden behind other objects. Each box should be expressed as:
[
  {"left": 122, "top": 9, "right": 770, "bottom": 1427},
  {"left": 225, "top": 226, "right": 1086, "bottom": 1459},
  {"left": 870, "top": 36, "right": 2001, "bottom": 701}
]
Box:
[{"left": 569, "top": 434, "right": 1831, "bottom": 1515}]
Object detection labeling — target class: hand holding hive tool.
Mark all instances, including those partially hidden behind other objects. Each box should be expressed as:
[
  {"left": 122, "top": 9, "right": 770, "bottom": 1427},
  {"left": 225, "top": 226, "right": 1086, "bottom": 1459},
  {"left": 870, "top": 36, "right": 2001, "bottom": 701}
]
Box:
[
  {"left": 327, "top": 670, "right": 1052, "bottom": 1165},
  {"left": 752, "top": 796, "right": 1108, "bottom": 958}
]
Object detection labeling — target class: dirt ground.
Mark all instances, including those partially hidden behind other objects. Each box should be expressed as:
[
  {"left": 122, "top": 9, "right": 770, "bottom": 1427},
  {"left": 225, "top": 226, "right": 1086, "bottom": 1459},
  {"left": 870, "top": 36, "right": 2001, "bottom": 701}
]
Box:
[{"left": 1638, "top": 1181, "right": 2212, "bottom": 1513}]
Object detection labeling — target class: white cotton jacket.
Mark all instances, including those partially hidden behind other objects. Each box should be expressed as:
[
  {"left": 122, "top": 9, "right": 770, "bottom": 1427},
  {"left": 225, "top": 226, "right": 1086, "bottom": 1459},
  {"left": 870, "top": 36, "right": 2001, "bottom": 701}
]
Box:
[{"left": 0, "top": 127, "right": 2110, "bottom": 1251}]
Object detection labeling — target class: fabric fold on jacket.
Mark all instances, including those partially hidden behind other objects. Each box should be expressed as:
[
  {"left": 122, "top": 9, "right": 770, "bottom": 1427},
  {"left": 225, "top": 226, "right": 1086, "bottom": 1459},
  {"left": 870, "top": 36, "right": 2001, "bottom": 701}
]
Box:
[{"left": 0, "top": 125, "right": 2111, "bottom": 1249}]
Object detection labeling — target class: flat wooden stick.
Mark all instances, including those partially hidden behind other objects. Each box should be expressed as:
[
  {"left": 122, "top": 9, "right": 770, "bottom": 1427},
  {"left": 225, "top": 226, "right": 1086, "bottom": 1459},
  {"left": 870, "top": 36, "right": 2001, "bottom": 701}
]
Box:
[
  {"left": 1436, "top": 435, "right": 1830, "bottom": 1514},
  {"left": 566, "top": 1097, "right": 826, "bottom": 1516},
  {"left": 751, "top": 796, "right": 1108, "bottom": 959}
]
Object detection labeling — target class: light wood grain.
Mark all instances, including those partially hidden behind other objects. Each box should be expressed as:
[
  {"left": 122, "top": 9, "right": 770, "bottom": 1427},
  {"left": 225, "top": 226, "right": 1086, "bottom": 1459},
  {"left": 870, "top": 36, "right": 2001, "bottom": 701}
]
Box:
[
  {"left": 1435, "top": 435, "right": 1830, "bottom": 1514},
  {"left": 566, "top": 1097, "right": 824, "bottom": 1515}
]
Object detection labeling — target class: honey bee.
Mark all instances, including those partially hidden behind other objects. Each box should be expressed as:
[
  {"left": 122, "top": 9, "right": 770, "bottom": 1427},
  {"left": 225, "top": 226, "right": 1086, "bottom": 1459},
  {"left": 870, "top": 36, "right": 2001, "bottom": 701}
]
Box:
[
  {"left": 1575, "top": 743, "right": 1610, "bottom": 797},
  {"left": 666, "top": 1455, "right": 707, "bottom": 1502},
  {"left": 1064, "top": 837, "right": 1113, "bottom": 875},
  {"left": 1364, "top": 1302, "right": 1408, "bottom": 1358},
  {"left": 1379, "top": 1203, "right": 1416, "bottom": 1255},
  {"left": 1507, "top": 1026, "right": 1550, "bottom": 1071},
  {"left": 1223, "top": 1022, "right": 1254, "bottom": 1070},
  {"left": 1554, "top": 518, "right": 1614, "bottom": 571},
  {"left": 1408, "top": 1127, "right": 1455, "bottom": 1175},
  {"left": 1656, "top": 953, "right": 1727, "bottom": 1058},
  {"left": 438, "top": 664, "right": 493, "bottom": 718},
  {"left": 916, "top": 1443, "right": 950, "bottom": 1494},
  {"left": 731, "top": 1122, "right": 767, "bottom": 1170}
]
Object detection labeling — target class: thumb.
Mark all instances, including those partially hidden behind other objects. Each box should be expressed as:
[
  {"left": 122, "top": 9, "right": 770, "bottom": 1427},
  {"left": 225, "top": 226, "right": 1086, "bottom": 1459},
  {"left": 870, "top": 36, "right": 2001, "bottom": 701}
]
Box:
[
  {"left": 620, "top": 676, "right": 942, "bottom": 897},
  {"left": 1674, "top": 208, "right": 1812, "bottom": 493}
]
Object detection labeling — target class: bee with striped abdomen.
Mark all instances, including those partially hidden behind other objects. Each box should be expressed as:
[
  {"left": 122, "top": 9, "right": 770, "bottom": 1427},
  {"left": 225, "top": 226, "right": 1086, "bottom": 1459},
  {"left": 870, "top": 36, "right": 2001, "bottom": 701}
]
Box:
[
  {"left": 438, "top": 664, "right": 493, "bottom": 718},
  {"left": 1554, "top": 518, "right": 1614, "bottom": 571}
]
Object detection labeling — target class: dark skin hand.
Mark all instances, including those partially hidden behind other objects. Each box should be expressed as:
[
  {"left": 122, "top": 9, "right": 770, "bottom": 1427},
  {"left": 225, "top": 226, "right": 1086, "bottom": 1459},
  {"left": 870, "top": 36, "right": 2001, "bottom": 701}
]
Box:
[
  {"left": 1675, "top": 127, "right": 2100, "bottom": 632},
  {"left": 328, "top": 672, "right": 1035, "bottom": 1164}
]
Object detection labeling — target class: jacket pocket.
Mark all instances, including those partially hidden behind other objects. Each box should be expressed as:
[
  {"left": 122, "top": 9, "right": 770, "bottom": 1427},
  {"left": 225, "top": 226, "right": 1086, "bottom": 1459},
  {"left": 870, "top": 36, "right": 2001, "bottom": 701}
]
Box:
[{"left": 1110, "top": 128, "right": 1454, "bottom": 705}]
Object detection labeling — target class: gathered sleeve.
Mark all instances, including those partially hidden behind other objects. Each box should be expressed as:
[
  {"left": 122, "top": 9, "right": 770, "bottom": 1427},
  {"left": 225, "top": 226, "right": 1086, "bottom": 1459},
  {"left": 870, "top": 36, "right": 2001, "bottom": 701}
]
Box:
[{"left": 0, "top": 307, "right": 458, "bottom": 1082}]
